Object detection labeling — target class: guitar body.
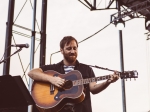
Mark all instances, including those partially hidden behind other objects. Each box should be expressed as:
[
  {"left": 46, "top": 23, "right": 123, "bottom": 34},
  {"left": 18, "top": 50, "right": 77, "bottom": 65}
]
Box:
[{"left": 31, "top": 70, "right": 85, "bottom": 112}]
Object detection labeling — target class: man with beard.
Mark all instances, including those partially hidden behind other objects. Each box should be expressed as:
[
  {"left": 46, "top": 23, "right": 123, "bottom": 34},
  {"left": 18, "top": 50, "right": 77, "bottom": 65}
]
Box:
[{"left": 28, "top": 36, "right": 119, "bottom": 112}]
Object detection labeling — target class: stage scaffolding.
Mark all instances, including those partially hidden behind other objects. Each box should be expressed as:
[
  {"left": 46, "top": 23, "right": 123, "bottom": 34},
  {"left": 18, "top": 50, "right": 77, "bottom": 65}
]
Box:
[{"left": 2, "top": 0, "right": 150, "bottom": 112}]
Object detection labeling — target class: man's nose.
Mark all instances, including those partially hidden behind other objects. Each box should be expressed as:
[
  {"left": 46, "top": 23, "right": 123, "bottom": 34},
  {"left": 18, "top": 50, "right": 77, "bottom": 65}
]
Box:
[{"left": 70, "top": 48, "right": 75, "bottom": 53}]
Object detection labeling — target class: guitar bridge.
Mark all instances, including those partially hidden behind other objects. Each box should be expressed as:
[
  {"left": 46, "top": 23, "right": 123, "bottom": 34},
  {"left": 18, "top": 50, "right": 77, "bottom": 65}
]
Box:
[{"left": 50, "top": 83, "right": 55, "bottom": 95}]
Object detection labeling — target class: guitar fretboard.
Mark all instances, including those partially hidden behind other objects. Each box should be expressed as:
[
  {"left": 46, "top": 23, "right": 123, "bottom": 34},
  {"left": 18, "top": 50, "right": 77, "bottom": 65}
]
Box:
[{"left": 72, "top": 75, "right": 111, "bottom": 86}]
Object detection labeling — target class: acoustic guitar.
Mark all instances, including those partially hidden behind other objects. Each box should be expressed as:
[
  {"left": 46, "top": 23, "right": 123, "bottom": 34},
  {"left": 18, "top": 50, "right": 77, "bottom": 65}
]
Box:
[{"left": 31, "top": 70, "right": 138, "bottom": 112}]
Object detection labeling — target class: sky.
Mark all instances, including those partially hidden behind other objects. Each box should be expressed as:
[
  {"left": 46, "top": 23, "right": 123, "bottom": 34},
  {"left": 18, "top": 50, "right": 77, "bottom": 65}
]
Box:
[{"left": 0, "top": 0, "right": 150, "bottom": 112}]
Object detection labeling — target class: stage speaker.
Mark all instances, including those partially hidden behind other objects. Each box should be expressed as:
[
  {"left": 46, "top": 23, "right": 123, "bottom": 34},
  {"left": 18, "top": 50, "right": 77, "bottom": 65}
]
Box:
[{"left": 0, "top": 75, "right": 39, "bottom": 112}]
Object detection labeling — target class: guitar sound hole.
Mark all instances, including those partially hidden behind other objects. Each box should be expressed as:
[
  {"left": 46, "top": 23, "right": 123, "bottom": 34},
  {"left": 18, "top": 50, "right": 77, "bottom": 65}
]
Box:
[{"left": 62, "top": 80, "right": 73, "bottom": 89}]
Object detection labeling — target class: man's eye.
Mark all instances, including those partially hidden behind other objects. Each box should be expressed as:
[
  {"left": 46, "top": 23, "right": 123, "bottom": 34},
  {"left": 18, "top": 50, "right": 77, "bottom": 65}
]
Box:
[
  {"left": 66, "top": 47, "right": 77, "bottom": 50},
  {"left": 67, "top": 48, "right": 71, "bottom": 50},
  {"left": 73, "top": 47, "right": 77, "bottom": 50}
]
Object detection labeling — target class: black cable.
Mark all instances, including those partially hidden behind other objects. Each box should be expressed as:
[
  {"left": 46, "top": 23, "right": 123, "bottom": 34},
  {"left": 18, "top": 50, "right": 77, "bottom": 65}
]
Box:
[
  {"left": 50, "top": 22, "right": 112, "bottom": 64},
  {"left": 78, "top": 22, "right": 111, "bottom": 43}
]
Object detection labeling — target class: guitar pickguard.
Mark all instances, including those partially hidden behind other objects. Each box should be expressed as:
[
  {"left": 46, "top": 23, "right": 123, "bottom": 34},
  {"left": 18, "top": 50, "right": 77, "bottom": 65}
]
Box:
[{"left": 54, "top": 74, "right": 78, "bottom": 101}]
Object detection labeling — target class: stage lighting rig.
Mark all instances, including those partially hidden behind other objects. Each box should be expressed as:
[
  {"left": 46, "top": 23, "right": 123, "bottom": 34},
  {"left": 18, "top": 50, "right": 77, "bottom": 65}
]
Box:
[
  {"left": 110, "top": 0, "right": 150, "bottom": 29},
  {"left": 78, "top": 0, "right": 150, "bottom": 30},
  {"left": 114, "top": 18, "right": 125, "bottom": 30},
  {"left": 110, "top": 0, "right": 150, "bottom": 30}
]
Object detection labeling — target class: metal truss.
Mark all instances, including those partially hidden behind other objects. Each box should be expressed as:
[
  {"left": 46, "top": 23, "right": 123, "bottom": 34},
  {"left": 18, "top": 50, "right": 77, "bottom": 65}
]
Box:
[
  {"left": 110, "top": 0, "right": 150, "bottom": 24},
  {"left": 13, "top": 24, "right": 40, "bottom": 41},
  {"left": 78, "top": 0, "right": 150, "bottom": 24},
  {"left": 78, "top": 0, "right": 117, "bottom": 10}
]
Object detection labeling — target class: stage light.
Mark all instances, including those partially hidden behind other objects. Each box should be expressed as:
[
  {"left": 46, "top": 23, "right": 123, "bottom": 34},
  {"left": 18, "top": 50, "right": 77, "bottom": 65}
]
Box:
[{"left": 115, "top": 19, "right": 125, "bottom": 30}]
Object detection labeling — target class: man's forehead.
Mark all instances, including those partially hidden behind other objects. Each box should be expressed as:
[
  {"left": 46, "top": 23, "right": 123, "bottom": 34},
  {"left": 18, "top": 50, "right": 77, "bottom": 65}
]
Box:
[{"left": 65, "top": 41, "right": 77, "bottom": 47}]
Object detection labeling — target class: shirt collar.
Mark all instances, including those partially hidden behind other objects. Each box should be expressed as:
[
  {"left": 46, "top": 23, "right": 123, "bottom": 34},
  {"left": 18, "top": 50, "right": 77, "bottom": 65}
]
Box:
[{"left": 60, "top": 60, "right": 79, "bottom": 67}]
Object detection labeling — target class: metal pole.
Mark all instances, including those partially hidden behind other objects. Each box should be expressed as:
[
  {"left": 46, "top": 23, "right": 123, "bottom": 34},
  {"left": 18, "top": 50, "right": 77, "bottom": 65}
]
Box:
[
  {"left": 40, "top": 0, "right": 47, "bottom": 67},
  {"left": 119, "top": 30, "right": 127, "bottom": 112},
  {"left": 117, "top": 0, "right": 127, "bottom": 112},
  {"left": 28, "top": 0, "right": 37, "bottom": 112},
  {"left": 3, "top": 0, "right": 15, "bottom": 75},
  {"left": 93, "top": 0, "right": 96, "bottom": 8}
]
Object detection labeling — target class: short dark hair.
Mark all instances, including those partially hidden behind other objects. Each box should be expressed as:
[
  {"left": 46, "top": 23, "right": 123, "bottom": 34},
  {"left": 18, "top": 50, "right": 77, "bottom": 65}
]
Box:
[{"left": 60, "top": 36, "right": 78, "bottom": 49}]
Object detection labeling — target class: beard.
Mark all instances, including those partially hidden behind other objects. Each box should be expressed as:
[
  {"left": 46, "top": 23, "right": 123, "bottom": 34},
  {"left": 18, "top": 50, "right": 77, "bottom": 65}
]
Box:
[{"left": 63, "top": 52, "right": 77, "bottom": 64}]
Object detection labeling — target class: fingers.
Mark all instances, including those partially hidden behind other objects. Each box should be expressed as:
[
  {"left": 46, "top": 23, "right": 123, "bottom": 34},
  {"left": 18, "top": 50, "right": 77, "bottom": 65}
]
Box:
[
  {"left": 57, "top": 81, "right": 64, "bottom": 87},
  {"left": 108, "top": 73, "right": 119, "bottom": 83},
  {"left": 51, "top": 77, "right": 65, "bottom": 88}
]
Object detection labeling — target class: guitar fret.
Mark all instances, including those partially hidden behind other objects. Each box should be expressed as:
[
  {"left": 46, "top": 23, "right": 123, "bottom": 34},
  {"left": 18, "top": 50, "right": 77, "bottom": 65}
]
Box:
[
  {"left": 92, "top": 78, "right": 95, "bottom": 82},
  {"left": 73, "top": 79, "right": 83, "bottom": 86},
  {"left": 75, "top": 80, "right": 80, "bottom": 86},
  {"left": 82, "top": 79, "right": 87, "bottom": 84},
  {"left": 97, "top": 77, "right": 100, "bottom": 81},
  {"left": 102, "top": 76, "right": 107, "bottom": 80},
  {"left": 88, "top": 78, "right": 92, "bottom": 83},
  {"left": 85, "top": 79, "right": 90, "bottom": 84}
]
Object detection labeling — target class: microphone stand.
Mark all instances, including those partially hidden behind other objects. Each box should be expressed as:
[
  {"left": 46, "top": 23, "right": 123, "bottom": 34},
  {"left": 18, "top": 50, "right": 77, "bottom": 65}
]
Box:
[{"left": 0, "top": 47, "right": 22, "bottom": 64}]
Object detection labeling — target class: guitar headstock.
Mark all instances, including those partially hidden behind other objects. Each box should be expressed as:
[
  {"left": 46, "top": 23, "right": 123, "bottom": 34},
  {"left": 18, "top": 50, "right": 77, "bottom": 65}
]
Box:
[{"left": 120, "top": 70, "right": 138, "bottom": 80}]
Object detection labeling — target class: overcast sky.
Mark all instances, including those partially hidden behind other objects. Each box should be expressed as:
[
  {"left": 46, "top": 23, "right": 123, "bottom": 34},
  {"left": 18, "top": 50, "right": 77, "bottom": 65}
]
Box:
[{"left": 0, "top": 0, "right": 150, "bottom": 112}]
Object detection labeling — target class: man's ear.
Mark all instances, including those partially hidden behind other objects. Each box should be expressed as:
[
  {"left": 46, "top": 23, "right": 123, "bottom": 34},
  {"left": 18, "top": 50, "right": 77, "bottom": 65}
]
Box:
[{"left": 60, "top": 48, "right": 63, "bottom": 54}]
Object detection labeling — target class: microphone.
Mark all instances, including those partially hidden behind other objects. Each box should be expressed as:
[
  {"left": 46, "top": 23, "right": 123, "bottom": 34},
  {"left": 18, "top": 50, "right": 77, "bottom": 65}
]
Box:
[{"left": 11, "top": 43, "right": 29, "bottom": 48}]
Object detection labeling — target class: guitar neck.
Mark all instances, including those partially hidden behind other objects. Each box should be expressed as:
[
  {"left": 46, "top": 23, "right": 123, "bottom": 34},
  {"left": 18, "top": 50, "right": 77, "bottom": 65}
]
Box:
[{"left": 72, "top": 75, "right": 111, "bottom": 86}]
